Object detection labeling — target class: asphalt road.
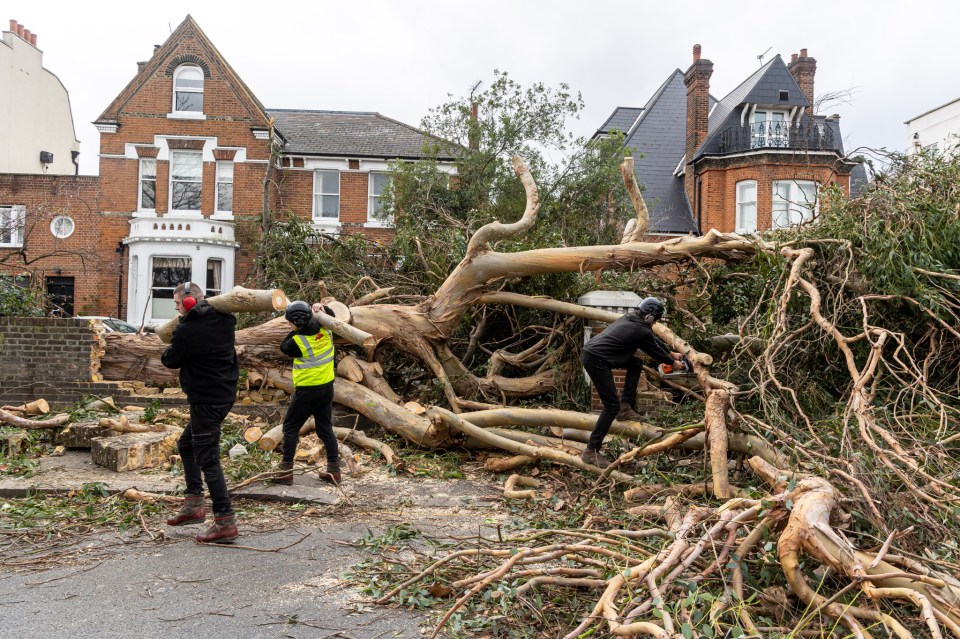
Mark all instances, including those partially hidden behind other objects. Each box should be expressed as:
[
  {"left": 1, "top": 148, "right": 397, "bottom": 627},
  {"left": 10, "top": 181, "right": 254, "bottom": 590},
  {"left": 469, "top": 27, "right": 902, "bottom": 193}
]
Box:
[{"left": 1, "top": 522, "right": 427, "bottom": 639}]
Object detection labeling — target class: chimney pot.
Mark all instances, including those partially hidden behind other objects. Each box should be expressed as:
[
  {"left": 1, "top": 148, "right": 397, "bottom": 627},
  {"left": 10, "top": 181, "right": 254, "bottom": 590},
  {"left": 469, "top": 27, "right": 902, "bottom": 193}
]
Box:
[
  {"left": 800, "top": 48, "right": 808, "bottom": 58},
  {"left": 9, "top": 19, "right": 17, "bottom": 31},
  {"left": 22, "top": 28, "right": 31, "bottom": 42},
  {"left": 16, "top": 24, "right": 24, "bottom": 37},
  {"left": 791, "top": 53, "right": 798, "bottom": 64},
  {"left": 29, "top": 33, "right": 36, "bottom": 46},
  {"left": 693, "top": 44, "right": 701, "bottom": 62}
]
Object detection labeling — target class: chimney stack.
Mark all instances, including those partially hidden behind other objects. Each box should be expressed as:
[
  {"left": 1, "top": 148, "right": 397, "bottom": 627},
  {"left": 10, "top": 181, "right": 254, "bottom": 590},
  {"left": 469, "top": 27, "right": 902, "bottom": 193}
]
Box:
[
  {"left": 8, "top": 19, "right": 38, "bottom": 47},
  {"left": 684, "top": 44, "right": 713, "bottom": 216},
  {"left": 788, "top": 48, "right": 817, "bottom": 119}
]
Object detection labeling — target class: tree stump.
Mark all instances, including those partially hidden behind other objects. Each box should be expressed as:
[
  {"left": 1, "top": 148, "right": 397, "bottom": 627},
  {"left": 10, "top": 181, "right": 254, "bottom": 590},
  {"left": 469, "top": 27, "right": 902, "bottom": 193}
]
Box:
[
  {"left": 57, "top": 419, "right": 116, "bottom": 449},
  {"left": 91, "top": 427, "right": 182, "bottom": 472}
]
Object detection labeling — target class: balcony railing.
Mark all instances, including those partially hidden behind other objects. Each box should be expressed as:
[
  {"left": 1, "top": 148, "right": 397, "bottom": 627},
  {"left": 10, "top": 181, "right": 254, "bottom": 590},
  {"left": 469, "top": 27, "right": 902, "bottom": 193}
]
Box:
[{"left": 717, "top": 121, "right": 836, "bottom": 154}]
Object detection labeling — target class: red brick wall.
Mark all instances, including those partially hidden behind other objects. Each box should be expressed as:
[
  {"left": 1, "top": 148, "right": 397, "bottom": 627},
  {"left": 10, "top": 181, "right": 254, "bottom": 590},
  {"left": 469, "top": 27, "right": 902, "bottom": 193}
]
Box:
[
  {"left": 0, "top": 173, "right": 132, "bottom": 316},
  {"left": 697, "top": 157, "right": 850, "bottom": 233}
]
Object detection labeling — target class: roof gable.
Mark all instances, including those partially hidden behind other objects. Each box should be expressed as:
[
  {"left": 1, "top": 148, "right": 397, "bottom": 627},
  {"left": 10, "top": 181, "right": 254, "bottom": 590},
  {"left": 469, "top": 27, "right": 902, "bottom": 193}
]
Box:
[
  {"left": 96, "top": 15, "right": 269, "bottom": 127},
  {"left": 696, "top": 55, "right": 810, "bottom": 158}
]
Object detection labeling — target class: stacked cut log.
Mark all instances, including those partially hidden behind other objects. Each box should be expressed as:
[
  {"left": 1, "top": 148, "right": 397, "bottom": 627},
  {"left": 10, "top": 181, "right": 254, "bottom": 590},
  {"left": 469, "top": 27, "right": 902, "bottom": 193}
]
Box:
[{"left": 91, "top": 427, "right": 182, "bottom": 472}]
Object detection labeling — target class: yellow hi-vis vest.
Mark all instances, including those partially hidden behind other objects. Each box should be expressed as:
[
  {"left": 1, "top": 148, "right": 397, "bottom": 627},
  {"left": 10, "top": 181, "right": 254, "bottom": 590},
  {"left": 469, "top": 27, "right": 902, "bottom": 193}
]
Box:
[{"left": 291, "top": 329, "right": 335, "bottom": 386}]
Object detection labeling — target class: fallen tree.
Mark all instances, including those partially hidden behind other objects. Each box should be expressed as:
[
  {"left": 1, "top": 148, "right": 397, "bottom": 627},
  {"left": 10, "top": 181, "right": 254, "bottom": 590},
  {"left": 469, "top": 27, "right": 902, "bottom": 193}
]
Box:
[{"left": 92, "top": 150, "right": 960, "bottom": 637}]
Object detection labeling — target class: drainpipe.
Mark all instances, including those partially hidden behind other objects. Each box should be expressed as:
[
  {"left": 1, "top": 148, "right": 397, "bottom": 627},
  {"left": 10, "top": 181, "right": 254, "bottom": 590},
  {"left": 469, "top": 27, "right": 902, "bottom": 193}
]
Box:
[{"left": 115, "top": 241, "right": 125, "bottom": 318}]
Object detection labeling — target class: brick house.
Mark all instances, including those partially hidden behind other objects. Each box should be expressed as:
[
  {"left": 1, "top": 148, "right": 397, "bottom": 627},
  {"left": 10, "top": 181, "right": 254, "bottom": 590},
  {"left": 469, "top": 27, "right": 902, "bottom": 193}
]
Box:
[
  {"left": 0, "top": 15, "right": 456, "bottom": 323},
  {"left": 595, "top": 45, "right": 866, "bottom": 236}
]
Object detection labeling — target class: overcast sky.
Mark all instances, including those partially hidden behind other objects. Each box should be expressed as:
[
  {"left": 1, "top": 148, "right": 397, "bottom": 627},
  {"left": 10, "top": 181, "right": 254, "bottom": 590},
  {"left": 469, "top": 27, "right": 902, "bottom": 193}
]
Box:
[{"left": 9, "top": 0, "right": 958, "bottom": 175}]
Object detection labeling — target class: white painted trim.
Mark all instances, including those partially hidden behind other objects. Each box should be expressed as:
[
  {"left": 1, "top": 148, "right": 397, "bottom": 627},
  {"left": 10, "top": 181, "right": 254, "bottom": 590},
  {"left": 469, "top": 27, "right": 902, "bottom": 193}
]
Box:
[
  {"left": 304, "top": 157, "right": 351, "bottom": 170},
  {"left": 358, "top": 159, "right": 392, "bottom": 172},
  {"left": 167, "top": 112, "right": 207, "bottom": 121},
  {"left": 700, "top": 149, "right": 839, "bottom": 161},
  {"left": 95, "top": 123, "right": 119, "bottom": 133},
  {"left": 252, "top": 129, "right": 270, "bottom": 140},
  {"left": 98, "top": 153, "right": 126, "bottom": 159},
  {"left": 362, "top": 221, "right": 394, "bottom": 229},
  {"left": 673, "top": 154, "right": 686, "bottom": 177}
]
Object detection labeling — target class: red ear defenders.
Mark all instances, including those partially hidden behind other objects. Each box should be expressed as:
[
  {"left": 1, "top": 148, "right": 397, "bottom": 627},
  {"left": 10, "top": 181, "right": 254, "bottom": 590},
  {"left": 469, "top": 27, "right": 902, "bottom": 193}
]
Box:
[{"left": 181, "top": 281, "right": 197, "bottom": 311}]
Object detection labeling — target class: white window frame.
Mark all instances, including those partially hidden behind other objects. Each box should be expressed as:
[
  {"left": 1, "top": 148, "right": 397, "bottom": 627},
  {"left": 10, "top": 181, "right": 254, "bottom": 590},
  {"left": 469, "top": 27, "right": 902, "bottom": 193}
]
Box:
[
  {"left": 751, "top": 109, "right": 790, "bottom": 149},
  {"left": 50, "top": 215, "right": 75, "bottom": 239},
  {"left": 772, "top": 180, "right": 818, "bottom": 229},
  {"left": 169, "top": 151, "right": 203, "bottom": 214},
  {"left": 312, "top": 170, "right": 340, "bottom": 222},
  {"left": 206, "top": 258, "right": 223, "bottom": 298},
  {"left": 172, "top": 65, "right": 204, "bottom": 115},
  {"left": 735, "top": 180, "right": 757, "bottom": 234},
  {"left": 139, "top": 158, "right": 157, "bottom": 212},
  {"left": 150, "top": 256, "right": 192, "bottom": 321},
  {"left": 215, "top": 161, "right": 233, "bottom": 214},
  {"left": 366, "top": 171, "right": 393, "bottom": 227},
  {"left": 0, "top": 205, "right": 25, "bottom": 247}
]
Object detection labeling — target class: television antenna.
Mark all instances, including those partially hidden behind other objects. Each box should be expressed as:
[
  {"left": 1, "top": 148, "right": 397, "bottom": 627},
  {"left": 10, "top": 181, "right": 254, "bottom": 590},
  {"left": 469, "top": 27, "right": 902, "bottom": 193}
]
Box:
[{"left": 757, "top": 46, "right": 772, "bottom": 66}]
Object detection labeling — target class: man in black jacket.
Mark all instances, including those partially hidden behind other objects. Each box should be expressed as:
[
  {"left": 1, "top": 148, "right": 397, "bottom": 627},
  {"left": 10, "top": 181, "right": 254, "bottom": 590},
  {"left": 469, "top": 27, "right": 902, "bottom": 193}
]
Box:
[
  {"left": 580, "top": 297, "right": 683, "bottom": 468},
  {"left": 161, "top": 282, "right": 240, "bottom": 543}
]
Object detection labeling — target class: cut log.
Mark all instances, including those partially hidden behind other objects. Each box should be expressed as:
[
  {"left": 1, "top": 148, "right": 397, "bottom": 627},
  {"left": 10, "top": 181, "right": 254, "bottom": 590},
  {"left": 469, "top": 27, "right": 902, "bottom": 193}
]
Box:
[
  {"left": 334, "top": 426, "right": 401, "bottom": 467},
  {"left": 336, "top": 355, "right": 365, "bottom": 382},
  {"left": 353, "top": 357, "right": 402, "bottom": 404},
  {"left": 0, "top": 409, "right": 70, "bottom": 429},
  {"left": 1, "top": 399, "right": 50, "bottom": 415},
  {"left": 484, "top": 455, "right": 535, "bottom": 472},
  {"left": 244, "top": 426, "right": 263, "bottom": 443},
  {"left": 121, "top": 488, "right": 180, "bottom": 504},
  {"left": 91, "top": 428, "right": 182, "bottom": 472},
  {"left": 156, "top": 286, "right": 288, "bottom": 343},
  {"left": 312, "top": 307, "right": 376, "bottom": 350},
  {"left": 319, "top": 298, "right": 352, "bottom": 323},
  {"left": 259, "top": 424, "right": 284, "bottom": 451},
  {"left": 58, "top": 419, "right": 116, "bottom": 449},
  {"left": 84, "top": 396, "right": 119, "bottom": 412},
  {"left": 99, "top": 416, "right": 165, "bottom": 433}
]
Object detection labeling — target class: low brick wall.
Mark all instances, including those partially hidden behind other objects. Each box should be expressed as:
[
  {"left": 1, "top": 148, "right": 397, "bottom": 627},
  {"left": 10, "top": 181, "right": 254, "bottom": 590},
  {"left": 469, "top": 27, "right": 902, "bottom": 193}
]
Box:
[{"left": 0, "top": 317, "right": 114, "bottom": 408}]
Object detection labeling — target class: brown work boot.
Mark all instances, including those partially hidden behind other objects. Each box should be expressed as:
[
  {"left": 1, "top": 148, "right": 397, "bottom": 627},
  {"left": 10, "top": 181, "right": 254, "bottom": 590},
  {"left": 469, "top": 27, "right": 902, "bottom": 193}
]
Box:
[
  {"left": 196, "top": 513, "right": 238, "bottom": 544},
  {"left": 318, "top": 461, "right": 341, "bottom": 485},
  {"left": 166, "top": 494, "right": 205, "bottom": 526},
  {"left": 274, "top": 461, "right": 294, "bottom": 485},
  {"left": 581, "top": 448, "right": 612, "bottom": 469},
  {"left": 617, "top": 402, "right": 644, "bottom": 422}
]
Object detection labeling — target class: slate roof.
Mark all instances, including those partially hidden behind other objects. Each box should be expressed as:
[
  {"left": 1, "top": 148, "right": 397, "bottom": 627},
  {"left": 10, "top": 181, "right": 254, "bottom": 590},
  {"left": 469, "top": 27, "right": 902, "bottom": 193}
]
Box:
[
  {"left": 267, "top": 109, "right": 460, "bottom": 160},
  {"left": 598, "top": 54, "right": 860, "bottom": 234},
  {"left": 617, "top": 71, "right": 698, "bottom": 234},
  {"left": 696, "top": 55, "right": 818, "bottom": 159},
  {"left": 594, "top": 107, "right": 644, "bottom": 138}
]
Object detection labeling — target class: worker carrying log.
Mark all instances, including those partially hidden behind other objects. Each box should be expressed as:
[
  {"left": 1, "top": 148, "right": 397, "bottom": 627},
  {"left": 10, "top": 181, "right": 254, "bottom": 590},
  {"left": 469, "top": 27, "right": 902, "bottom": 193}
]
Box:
[
  {"left": 275, "top": 301, "right": 342, "bottom": 485},
  {"left": 161, "top": 281, "right": 240, "bottom": 543},
  {"left": 580, "top": 297, "right": 685, "bottom": 468}
]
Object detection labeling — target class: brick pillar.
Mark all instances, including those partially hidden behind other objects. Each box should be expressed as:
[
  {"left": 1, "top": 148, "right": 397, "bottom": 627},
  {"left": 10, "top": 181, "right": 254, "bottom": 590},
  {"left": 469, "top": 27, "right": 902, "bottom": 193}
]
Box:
[
  {"left": 684, "top": 44, "right": 713, "bottom": 226},
  {"left": 788, "top": 48, "right": 817, "bottom": 119}
]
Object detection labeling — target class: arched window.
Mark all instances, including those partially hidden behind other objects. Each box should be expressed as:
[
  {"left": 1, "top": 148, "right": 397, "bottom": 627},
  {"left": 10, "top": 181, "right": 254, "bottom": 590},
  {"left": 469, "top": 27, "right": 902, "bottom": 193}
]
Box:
[{"left": 173, "top": 65, "right": 203, "bottom": 113}]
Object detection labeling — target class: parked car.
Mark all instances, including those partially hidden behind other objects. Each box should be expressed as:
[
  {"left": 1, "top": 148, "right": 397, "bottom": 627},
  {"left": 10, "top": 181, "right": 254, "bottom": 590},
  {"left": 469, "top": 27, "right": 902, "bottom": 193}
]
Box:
[{"left": 74, "top": 316, "right": 140, "bottom": 333}]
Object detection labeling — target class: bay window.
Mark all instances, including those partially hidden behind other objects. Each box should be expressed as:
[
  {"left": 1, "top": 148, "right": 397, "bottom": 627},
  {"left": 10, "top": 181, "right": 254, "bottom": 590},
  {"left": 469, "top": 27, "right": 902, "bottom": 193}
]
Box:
[
  {"left": 151, "top": 257, "right": 191, "bottom": 319},
  {"left": 772, "top": 180, "right": 818, "bottom": 229},
  {"left": 735, "top": 180, "right": 757, "bottom": 233}
]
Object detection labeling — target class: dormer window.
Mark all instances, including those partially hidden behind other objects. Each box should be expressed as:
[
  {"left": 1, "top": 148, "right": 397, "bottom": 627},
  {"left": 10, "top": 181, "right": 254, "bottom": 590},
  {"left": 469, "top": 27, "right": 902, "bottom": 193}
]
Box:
[
  {"left": 173, "top": 65, "right": 204, "bottom": 113},
  {"left": 751, "top": 110, "right": 789, "bottom": 149}
]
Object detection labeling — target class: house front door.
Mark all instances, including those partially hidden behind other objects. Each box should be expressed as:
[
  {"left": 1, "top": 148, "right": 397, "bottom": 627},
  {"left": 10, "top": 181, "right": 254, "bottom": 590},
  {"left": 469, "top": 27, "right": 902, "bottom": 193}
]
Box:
[{"left": 46, "top": 276, "right": 75, "bottom": 317}]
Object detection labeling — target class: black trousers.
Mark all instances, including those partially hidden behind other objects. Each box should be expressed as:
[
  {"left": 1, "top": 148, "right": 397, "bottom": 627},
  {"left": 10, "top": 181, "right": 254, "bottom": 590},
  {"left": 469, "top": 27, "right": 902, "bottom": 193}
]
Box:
[
  {"left": 581, "top": 352, "right": 643, "bottom": 451},
  {"left": 179, "top": 402, "right": 234, "bottom": 515},
  {"left": 282, "top": 382, "right": 338, "bottom": 466}
]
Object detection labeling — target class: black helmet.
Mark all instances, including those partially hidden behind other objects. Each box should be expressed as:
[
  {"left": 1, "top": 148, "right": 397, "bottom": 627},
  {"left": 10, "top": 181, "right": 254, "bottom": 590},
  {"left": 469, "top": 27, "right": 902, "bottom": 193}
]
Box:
[
  {"left": 285, "top": 300, "right": 313, "bottom": 329},
  {"left": 637, "top": 297, "right": 665, "bottom": 324}
]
